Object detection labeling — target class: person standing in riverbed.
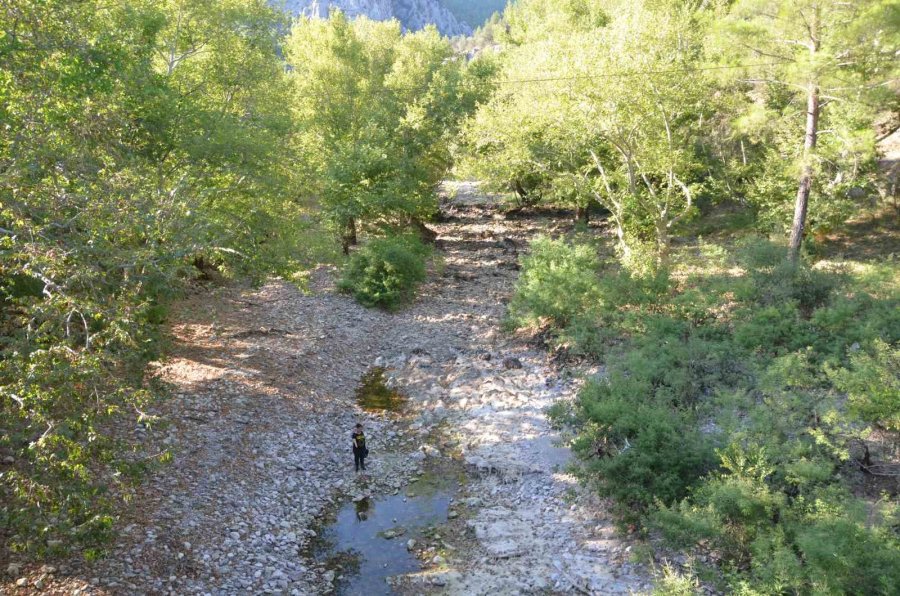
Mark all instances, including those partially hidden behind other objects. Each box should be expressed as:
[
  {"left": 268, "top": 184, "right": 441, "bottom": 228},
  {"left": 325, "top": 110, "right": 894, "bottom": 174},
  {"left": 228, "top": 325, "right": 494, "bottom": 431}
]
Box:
[{"left": 352, "top": 423, "right": 368, "bottom": 472}]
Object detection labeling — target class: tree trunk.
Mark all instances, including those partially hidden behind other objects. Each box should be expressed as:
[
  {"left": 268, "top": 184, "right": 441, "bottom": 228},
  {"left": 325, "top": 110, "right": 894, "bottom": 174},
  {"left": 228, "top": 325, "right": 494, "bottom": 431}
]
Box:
[
  {"left": 614, "top": 217, "right": 631, "bottom": 260},
  {"left": 655, "top": 217, "right": 670, "bottom": 265},
  {"left": 408, "top": 218, "right": 437, "bottom": 244},
  {"left": 513, "top": 179, "right": 528, "bottom": 206},
  {"left": 341, "top": 218, "right": 357, "bottom": 255},
  {"left": 788, "top": 11, "right": 820, "bottom": 263},
  {"left": 575, "top": 205, "right": 589, "bottom": 225}
]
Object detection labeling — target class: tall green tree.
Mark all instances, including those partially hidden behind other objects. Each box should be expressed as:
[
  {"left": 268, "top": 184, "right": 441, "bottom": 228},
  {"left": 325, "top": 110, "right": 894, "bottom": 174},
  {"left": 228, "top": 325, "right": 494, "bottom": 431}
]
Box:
[
  {"left": 462, "top": 0, "right": 713, "bottom": 261},
  {"left": 720, "top": 0, "right": 899, "bottom": 260},
  {"left": 285, "top": 13, "right": 491, "bottom": 252},
  {"left": 1, "top": 0, "right": 301, "bottom": 554}
]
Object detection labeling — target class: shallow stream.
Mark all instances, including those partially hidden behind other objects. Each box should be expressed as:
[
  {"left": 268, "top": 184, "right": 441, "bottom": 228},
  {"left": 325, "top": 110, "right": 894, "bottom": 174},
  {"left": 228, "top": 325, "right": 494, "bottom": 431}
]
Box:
[
  {"left": 317, "top": 368, "right": 456, "bottom": 594},
  {"left": 317, "top": 484, "right": 456, "bottom": 595}
]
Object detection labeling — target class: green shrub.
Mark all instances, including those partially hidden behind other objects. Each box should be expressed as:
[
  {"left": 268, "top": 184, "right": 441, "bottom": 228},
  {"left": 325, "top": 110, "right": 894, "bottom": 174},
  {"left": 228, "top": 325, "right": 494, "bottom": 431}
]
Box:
[
  {"left": 796, "top": 517, "right": 900, "bottom": 595},
  {"left": 508, "top": 235, "right": 602, "bottom": 328},
  {"left": 826, "top": 340, "right": 900, "bottom": 431},
  {"left": 733, "top": 303, "right": 810, "bottom": 355},
  {"left": 570, "top": 380, "right": 716, "bottom": 523},
  {"left": 733, "top": 240, "right": 841, "bottom": 313},
  {"left": 651, "top": 563, "right": 702, "bottom": 596},
  {"left": 338, "top": 235, "right": 430, "bottom": 310},
  {"left": 656, "top": 472, "right": 900, "bottom": 595},
  {"left": 531, "top": 234, "right": 899, "bottom": 594}
]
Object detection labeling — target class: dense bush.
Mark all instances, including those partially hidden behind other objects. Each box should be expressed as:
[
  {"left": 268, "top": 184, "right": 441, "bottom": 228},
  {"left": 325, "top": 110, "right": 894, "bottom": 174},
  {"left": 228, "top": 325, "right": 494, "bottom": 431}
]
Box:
[
  {"left": 507, "top": 236, "right": 602, "bottom": 328},
  {"left": 572, "top": 381, "right": 717, "bottom": 522},
  {"left": 525, "top": 235, "right": 900, "bottom": 593},
  {"left": 827, "top": 340, "right": 900, "bottom": 431},
  {"left": 338, "top": 235, "right": 431, "bottom": 310},
  {"left": 654, "top": 477, "right": 900, "bottom": 595}
]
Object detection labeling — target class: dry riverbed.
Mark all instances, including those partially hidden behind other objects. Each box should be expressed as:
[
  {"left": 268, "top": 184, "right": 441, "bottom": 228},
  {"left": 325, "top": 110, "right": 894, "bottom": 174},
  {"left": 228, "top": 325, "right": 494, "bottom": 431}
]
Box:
[{"left": 4, "top": 183, "right": 651, "bottom": 595}]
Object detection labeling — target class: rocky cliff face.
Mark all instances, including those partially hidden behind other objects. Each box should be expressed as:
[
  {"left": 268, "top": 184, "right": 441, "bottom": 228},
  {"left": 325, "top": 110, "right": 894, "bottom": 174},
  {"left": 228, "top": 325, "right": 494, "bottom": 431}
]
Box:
[{"left": 279, "top": 0, "right": 472, "bottom": 36}]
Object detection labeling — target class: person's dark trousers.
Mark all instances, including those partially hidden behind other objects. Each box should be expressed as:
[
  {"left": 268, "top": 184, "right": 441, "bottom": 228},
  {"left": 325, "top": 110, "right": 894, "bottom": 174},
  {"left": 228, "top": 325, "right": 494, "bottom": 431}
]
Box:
[{"left": 354, "top": 449, "right": 366, "bottom": 471}]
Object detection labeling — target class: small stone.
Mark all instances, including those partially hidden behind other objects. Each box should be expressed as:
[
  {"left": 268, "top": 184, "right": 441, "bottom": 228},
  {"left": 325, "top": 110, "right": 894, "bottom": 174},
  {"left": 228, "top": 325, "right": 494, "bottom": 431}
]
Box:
[
  {"left": 16, "top": 578, "right": 27, "bottom": 587},
  {"left": 406, "top": 539, "right": 417, "bottom": 551},
  {"left": 6, "top": 563, "right": 21, "bottom": 576},
  {"left": 1, "top": 456, "right": 14, "bottom": 464},
  {"left": 448, "top": 510, "right": 458, "bottom": 519},
  {"left": 502, "top": 357, "right": 523, "bottom": 370},
  {"left": 432, "top": 555, "right": 445, "bottom": 565}
]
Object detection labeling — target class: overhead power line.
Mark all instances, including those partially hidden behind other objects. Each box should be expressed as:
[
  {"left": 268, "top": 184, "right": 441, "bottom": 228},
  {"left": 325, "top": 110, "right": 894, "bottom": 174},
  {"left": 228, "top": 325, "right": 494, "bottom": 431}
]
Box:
[
  {"left": 292, "top": 60, "right": 796, "bottom": 98},
  {"left": 489, "top": 61, "right": 792, "bottom": 86}
]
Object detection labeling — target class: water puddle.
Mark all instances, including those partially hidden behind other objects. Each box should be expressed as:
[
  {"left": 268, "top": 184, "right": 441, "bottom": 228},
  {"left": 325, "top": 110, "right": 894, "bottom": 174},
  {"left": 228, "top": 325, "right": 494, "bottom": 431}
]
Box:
[
  {"left": 316, "top": 477, "right": 457, "bottom": 595},
  {"left": 355, "top": 367, "right": 407, "bottom": 412}
]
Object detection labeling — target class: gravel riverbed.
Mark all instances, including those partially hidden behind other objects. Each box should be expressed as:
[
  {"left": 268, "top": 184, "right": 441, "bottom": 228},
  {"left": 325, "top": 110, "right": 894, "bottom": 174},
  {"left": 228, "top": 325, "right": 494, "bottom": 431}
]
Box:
[{"left": 3, "top": 183, "right": 651, "bottom": 595}]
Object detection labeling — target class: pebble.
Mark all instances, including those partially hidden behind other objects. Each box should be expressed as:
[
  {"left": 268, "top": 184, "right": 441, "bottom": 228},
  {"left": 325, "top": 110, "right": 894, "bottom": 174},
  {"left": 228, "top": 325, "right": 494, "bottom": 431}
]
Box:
[{"left": 502, "top": 357, "right": 523, "bottom": 369}]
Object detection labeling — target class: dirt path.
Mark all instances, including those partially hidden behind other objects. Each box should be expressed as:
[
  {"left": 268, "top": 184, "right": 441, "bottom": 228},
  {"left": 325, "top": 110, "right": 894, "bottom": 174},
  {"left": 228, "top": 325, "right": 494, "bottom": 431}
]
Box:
[{"left": 7, "top": 183, "right": 649, "bottom": 595}]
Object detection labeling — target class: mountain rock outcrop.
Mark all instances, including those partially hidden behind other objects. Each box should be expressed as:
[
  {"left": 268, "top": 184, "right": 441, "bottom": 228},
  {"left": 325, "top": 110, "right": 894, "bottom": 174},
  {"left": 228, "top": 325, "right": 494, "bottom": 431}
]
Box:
[{"left": 279, "top": 0, "right": 472, "bottom": 36}]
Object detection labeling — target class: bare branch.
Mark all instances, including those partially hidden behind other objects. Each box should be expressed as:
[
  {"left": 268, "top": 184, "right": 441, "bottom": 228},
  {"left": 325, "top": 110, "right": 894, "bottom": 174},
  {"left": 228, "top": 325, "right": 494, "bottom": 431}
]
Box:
[
  {"left": 6, "top": 393, "right": 26, "bottom": 409},
  {"left": 667, "top": 174, "right": 694, "bottom": 228}
]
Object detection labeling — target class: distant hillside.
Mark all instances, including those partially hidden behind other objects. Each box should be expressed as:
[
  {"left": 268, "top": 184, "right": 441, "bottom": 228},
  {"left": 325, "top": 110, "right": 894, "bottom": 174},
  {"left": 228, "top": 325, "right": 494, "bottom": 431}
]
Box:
[
  {"left": 440, "top": 0, "right": 507, "bottom": 28},
  {"left": 279, "top": 1, "right": 474, "bottom": 36}
]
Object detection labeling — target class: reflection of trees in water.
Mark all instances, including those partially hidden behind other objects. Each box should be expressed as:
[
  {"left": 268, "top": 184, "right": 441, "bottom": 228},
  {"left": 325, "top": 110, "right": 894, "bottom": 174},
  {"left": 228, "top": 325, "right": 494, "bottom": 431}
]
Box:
[
  {"left": 354, "top": 498, "right": 371, "bottom": 521},
  {"left": 355, "top": 367, "right": 407, "bottom": 412},
  {"left": 320, "top": 549, "right": 362, "bottom": 584}
]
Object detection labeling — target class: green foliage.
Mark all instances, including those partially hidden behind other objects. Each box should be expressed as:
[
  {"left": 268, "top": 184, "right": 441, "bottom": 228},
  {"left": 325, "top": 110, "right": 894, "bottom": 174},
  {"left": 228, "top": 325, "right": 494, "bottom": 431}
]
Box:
[
  {"left": 461, "top": 0, "right": 714, "bottom": 256},
  {"left": 507, "top": 236, "right": 602, "bottom": 328},
  {"left": 286, "top": 13, "right": 495, "bottom": 247},
  {"left": 571, "top": 381, "right": 716, "bottom": 523},
  {"left": 718, "top": 0, "right": 899, "bottom": 238},
  {"left": 795, "top": 516, "right": 900, "bottom": 595},
  {"left": 651, "top": 563, "right": 701, "bottom": 596},
  {"left": 464, "top": 0, "right": 898, "bottom": 260},
  {"left": 527, "top": 232, "right": 899, "bottom": 593},
  {"left": 0, "top": 0, "right": 318, "bottom": 556},
  {"left": 827, "top": 340, "right": 900, "bottom": 431},
  {"left": 338, "top": 235, "right": 431, "bottom": 310},
  {"left": 656, "top": 481, "right": 900, "bottom": 595}
]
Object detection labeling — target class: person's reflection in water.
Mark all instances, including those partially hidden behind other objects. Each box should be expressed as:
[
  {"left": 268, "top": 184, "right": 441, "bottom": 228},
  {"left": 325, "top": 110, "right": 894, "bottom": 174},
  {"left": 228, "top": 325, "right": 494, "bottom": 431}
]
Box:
[{"left": 355, "top": 498, "right": 370, "bottom": 522}]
